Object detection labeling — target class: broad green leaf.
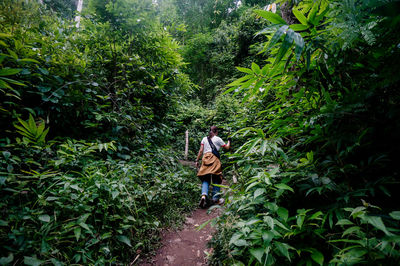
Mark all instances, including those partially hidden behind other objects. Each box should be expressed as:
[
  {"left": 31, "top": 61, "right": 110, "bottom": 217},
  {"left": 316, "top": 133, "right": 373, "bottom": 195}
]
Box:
[
  {"left": 310, "top": 249, "right": 324, "bottom": 265},
  {"left": 389, "top": 211, "right": 400, "bottom": 220},
  {"left": 244, "top": 137, "right": 262, "bottom": 156},
  {"left": 275, "top": 183, "right": 294, "bottom": 193},
  {"left": 0, "top": 33, "right": 12, "bottom": 38},
  {"left": 79, "top": 223, "right": 93, "bottom": 234},
  {"left": 277, "top": 207, "right": 289, "bottom": 222},
  {"left": 233, "top": 239, "right": 248, "bottom": 247},
  {"left": 274, "top": 29, "right": 295, "bottom": 65},
  {"left": 38, "top": 214, "right": 50, "bottom": 223},
  {"left": 350, "top": 206, "right": 366, "bottom": 218},
  {"left": 364, "top": 215, "right": 391, "bottom": 235},
  {"left": 74, "top": 227, "right": 81, "bottom": 241},
  {"left": 342, "top": 226, "right": 361, "bottom": 237},
  {"left": 254, "top": 10, "right": 287, "bottom": 25},
  {"left": 0, "top": 79, "right": 12, "bottom": 89},
  {"left": 294, "top": 33, "right": 305, "bottom": 61},
  {"left": 251, "top": 63, "right": 261, "bottom": 75},
  {"left": 266, "top": 25, "right": 289, "bottom": 52},
  {"left": 336, "top": 219, "right": 353, "bottom": 226},
  {"left": 250, "top": 248, "right": 265, "bottom": 264},
  {"left": 229, "top": 232, "right": 243, "bottom": 245},
  {"left": 254, "top": 188, "right": 266, "bottom": 199},
  {"left": 289, "top": 24, "right": 309, "bottom": 31},
  {"left": 264, "top": 216, "right": 274, "bottom": 229},
  {"left": 0, "top": 68, "right": 22, "bottom": 76},
  {"left": 117, "top": 235, "right": 132, "bottom": 247},
  {"left": 274, "top": 241, "right": 292, "bottom": 261},
  {"left": 24, "top": 256, "right": 44, "bottom": 266},
  {"left": 50, "top": 258, "right": 64, "bottom": 266},
  {"left": 236, "top": 67, "right": 253, "bottom": 74},
  {"left": 260, "top": 140, "right": 269, "bottom": 155},
  {"left": 226, "top": 75, "right": 252, "bottom": 87},
  {"left": 292, "top": 9, "right": 308, "bottom": 25},
  {"left": 38, "top": 68, "right": 49, "bottom": 75},
  {"left": 2, "top": 151, "right": 11, "bottom": 160},
  {"left": 307, "top": 1, "right": 320, "bottom": 23},
  {"left": 0, "top": 77, "right": 25, "bottom": 86},
  {"left": 18, "top": 58, "right": 40, "bottom": 64},
  {"left": 0, "top": 253, "right": 13, "bottom": 265}
]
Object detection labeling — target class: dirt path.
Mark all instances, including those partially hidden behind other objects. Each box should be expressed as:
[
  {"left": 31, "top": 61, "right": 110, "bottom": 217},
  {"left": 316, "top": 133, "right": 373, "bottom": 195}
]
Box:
[{"left": 140, "top": 207, "right": 220, "bottom": 266}]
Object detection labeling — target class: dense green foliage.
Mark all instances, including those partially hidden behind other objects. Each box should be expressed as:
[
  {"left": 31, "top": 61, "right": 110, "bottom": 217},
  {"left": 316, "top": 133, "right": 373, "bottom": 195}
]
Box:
[
  {"left": 1, "top": 0, "right": 400, "bottom": 265},
  {"left": 0, "top": 0, "right": 197, "bottom": 264},
  {"left": 208, "top": 0, "right": 400, "bottom": 264}
]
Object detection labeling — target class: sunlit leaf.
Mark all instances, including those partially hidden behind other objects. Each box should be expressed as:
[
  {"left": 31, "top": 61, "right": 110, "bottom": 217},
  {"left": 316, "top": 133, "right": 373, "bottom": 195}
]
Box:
[{"left": 254, "top": 10, "right": 287, "bottom": 25}]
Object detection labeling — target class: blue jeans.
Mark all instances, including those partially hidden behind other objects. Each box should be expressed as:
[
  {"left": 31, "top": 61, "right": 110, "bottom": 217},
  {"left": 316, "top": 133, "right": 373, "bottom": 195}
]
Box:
[{"left": 201, "top": 180, "right": 221, "bottom": 201}]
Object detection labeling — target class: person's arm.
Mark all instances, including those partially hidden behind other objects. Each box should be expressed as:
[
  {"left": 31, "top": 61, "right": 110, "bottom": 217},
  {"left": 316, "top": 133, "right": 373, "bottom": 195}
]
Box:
[
  {"left": 222, "top": 139, "right": 231, "bottom": 150},
  {"left": 195, "top": 145, "right": 204, "bottom": 168}
]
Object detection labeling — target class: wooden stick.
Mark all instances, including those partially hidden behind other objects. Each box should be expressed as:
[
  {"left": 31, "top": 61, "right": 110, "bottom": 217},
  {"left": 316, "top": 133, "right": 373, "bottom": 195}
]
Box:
[{"left": 185, "top": 129, "right": 189, "bottom": 160}]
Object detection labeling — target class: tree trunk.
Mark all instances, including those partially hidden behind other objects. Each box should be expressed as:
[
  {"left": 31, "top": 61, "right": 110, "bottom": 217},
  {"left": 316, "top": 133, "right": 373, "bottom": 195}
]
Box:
[
  {"left": 75, "top": 0, "right": 84, "bottom": 28},
  {"left": 280, "top": 1, "right": 297, "bottom": 25}
]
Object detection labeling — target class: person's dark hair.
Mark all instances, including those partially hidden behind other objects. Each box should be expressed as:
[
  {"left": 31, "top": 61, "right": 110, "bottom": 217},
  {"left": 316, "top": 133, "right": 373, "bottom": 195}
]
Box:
[{"left": 208, "top": 126, "right": 218, "bottom": 139}]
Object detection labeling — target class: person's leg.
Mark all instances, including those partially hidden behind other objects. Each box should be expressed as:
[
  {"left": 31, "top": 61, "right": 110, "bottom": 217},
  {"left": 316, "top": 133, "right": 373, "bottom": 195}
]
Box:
[
  {"left": 199, "top": 178, "right": 210, "bottom": 208},
  {"left": 201, "top": 180, "right": 210, "bottom": 196},
  {"left": 211, "top": 175, "right": 222, "bottom": 202}
]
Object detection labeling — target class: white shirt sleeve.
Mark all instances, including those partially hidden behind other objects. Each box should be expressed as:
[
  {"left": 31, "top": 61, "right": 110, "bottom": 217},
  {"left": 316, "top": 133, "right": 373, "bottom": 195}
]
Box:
[{"left": 215, "top": 136, "right": 226, "bottom": 150}]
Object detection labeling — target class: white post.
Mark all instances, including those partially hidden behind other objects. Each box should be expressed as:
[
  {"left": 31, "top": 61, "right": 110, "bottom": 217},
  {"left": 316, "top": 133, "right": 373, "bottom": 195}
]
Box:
[
  {"left": 185, "top": 130, "right": 189, "bottom": 160},
  {"left": 75, "top": 0, "right": 84, "bottom": 28}
]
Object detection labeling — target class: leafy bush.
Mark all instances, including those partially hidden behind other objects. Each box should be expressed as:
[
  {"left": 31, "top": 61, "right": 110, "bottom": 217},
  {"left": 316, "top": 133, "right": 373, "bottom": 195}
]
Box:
[
  {"left": 209, "top": 0, "right": 400, "bottom": 264},
  {"left": 1, "top": 138, "right": 198, "bottom": 264}
]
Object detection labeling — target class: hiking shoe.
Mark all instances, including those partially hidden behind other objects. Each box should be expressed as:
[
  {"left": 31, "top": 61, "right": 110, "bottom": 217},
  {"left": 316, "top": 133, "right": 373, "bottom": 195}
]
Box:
[
  {"left": 199, "top": 195, "right": 206, "bottom": 208},
  {"left": 213, "top": 198, "right": 225, "bottom": 205}
]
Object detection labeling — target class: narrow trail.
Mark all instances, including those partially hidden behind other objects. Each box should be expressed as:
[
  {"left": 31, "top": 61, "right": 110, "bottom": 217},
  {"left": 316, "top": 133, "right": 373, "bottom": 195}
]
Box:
[
  {"left": 140, "top": 160, "right": 223, "bottom": 266},
  {"left": 140, "top": 207, "right": 220, "bottom": 266}
]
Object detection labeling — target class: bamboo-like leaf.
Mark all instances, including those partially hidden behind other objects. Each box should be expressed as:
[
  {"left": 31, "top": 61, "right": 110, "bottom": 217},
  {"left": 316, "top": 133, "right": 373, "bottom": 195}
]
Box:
[
  {"left": 266, "top": 25, "right": 289, "bottom": 52},
  {"left": 0, "top": 77, "right": 25, "bottom": 86},
  {"left": 294, "top": 33, "right": 305, "bottom": 61},
  {"left": 28, "top": 114, "right": 37, "bottom": 135},
  {"left": 275, "top": 183, "right": 294, "bottom": 192},
  {"left": 289, "top": 24, "right": 309, "bottom": 31},
  {"left": 0, "top": 79, "right": 11, "bottom": 89},
  {"left": 251, "top": 63, "right": 261, "bottom": 74},
  {"left": 292, "top": 8, "right": 308, "bottom": 25},
  {"left": 226, "top": 75, "right": 252, "bottom": 87},
  {"left": 342, "top": 226, "right": 361, "bottom": 237},
  {"left": 222, "top": 86, "right": 239, "bottom": 95},
  {"left": 236, "top": 67, "right": 253, "bottom": 74},
  {"left": 254, "top": 10, "right": 287, "bottom": 25},
  {"left": 274, "top": 29, "right": 295, "bottom": 65},
  {"left": 261, "top": 64, "right": 269, "bottom": 76},
  {"left": 0, "top": 68, "right": 21, "bottom": 76},
  {"left": 260, "top": 140, "right": 269, "bottom": 155},
  {"left": 307, "top": 1, "right": 320, "bottom": 24}
]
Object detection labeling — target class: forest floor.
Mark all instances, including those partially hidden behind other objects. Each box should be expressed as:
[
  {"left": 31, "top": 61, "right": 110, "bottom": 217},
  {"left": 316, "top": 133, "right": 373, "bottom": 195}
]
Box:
[
  {"left": 139, "top": 160, "right": 223, "bottom": 265},
  {"left": 139, "top": 207, "right": 221, "bottom": 266}
]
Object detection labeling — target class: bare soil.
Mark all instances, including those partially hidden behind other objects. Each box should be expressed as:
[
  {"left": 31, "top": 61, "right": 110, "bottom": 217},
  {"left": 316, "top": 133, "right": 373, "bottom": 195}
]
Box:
[{"left": 139, "top": 207, "right": 220, "bottom": 266}]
